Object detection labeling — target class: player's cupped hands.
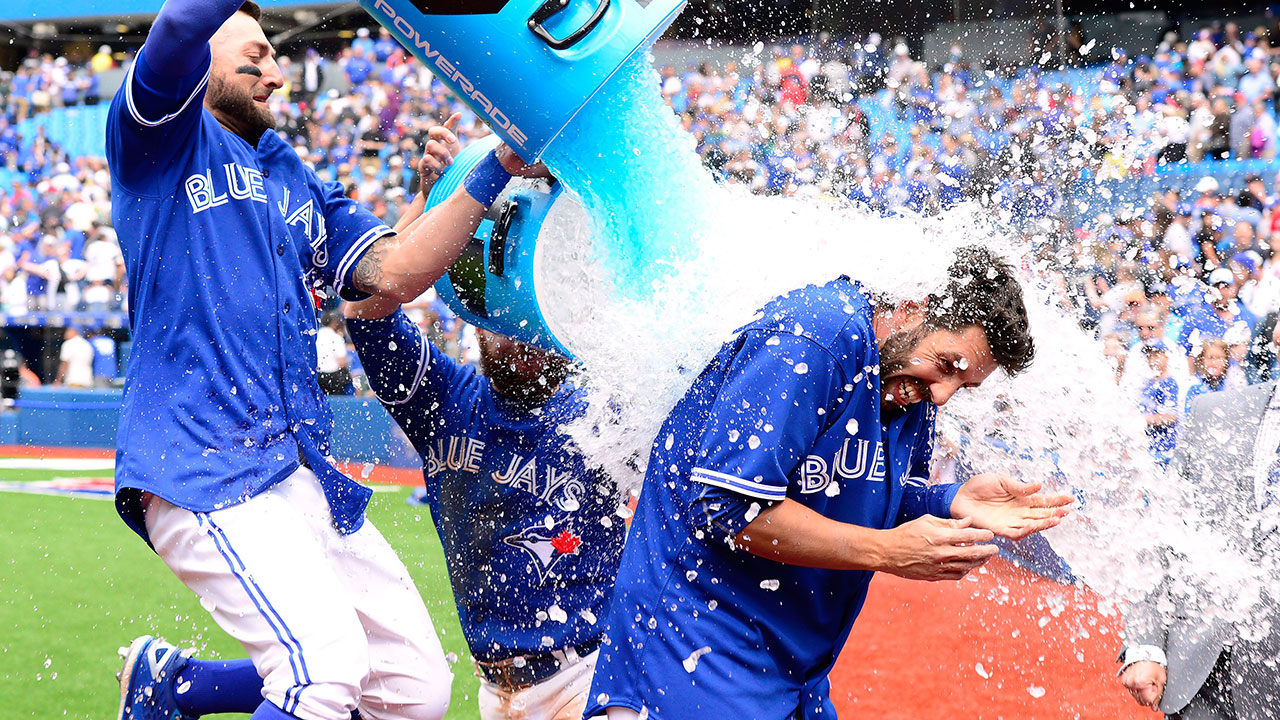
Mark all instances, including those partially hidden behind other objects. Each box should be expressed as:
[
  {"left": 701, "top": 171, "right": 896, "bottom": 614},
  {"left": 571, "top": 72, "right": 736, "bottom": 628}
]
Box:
[
  {"left": 950, "top": 473, "right": 1073, "bottom": 540},
  {"left": 1119, "top": 661, "right": 1166, "bottom": 710},
  {"left": 496, "top": 143, "right": 553, "bottom": 179},
  {"left": 881, "top": 515, "right": 997, "bottom": 582},
  {"left": 418, "top": 112, "right": 464, "bottom": 199}
]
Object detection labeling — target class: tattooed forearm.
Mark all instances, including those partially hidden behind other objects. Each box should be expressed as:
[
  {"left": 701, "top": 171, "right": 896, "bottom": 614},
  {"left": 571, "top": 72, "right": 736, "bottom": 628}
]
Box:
[{"left": 353, "top": 235, "right": 395, "bottom": 296}]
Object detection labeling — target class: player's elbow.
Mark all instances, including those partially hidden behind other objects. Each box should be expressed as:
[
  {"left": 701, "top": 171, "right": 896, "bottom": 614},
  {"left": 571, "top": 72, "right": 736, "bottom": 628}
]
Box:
[{"left": 377, "top": 283, "right": 422, "bottom": 305}]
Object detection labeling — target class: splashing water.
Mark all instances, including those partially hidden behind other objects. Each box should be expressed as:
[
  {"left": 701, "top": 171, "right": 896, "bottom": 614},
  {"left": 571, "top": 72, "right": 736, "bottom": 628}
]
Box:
[{"left": 535, "top": 53, "right": 1276, "bottom": 632}]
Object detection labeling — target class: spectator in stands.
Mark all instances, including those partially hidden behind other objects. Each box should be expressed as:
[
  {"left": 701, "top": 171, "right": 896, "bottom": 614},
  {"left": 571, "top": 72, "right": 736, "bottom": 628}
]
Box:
[
  {"left": 316, "top": 311, "right": 353, "bottom": 395},
  {"left": 91, "top": 45, "right": 115, "bottom": 74},
  {"left": 1206, "top": 95, "right": 1232, "bottom": 160},
  {"left": 343, "top": 44, "right": 375, "bottom": 88},
  {"left": 82, "top": 226, "right": 124, "bottom": 312},
  {"left": 88, "top": 329, "right": 118, "bottom": 387},
  {"left": 1123, "top": 304, "right": 1191, "bottom": 391},
  {"left": 55, "top": 325, "right": 94, "bottom": 388},
  {"left": 1246, "top": 311, "right": 1279, "bottom": 383},
  {"left": 1179, "top": 266, "right": 1259, "bottom": 353},
  {"left": 1184, "top": 337, "right": 1235, "bottom": 412},
  {"left": 1137, "top": 340, "right": 1180, "bottom": 465},
  {"left": 299, "top": 48, "right": 325, "bottom": 106}
]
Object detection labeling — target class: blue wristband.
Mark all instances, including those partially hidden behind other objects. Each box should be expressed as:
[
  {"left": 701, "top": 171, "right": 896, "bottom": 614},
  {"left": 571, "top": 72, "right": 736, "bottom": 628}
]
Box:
[{"left": 463, "top": 150, "right": 512, "bottom": 207}]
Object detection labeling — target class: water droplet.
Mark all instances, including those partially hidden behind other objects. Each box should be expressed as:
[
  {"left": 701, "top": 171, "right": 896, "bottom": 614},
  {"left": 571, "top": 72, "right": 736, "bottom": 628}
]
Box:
[
  {"left": 760, "top": 579, "right": 780, "bottom": 591},
  {"left": 745, "top": 502, "right": 761, "bottom": 521},
  {"left": 976, "top": 663, "right": 990, "bottom": 678},
  {"left": 683, "top": 646, "right": 712, "bottom": 673},
  {"left": 1028, "top": 685, "right": 1046, "bottom": 698},
  {"left": 747, "top": 435, "right": 760, "bottom": 450},
  {"left": 793, "top": 362, "right": 808, "bottom": 375},
  {"left": 845, "top": 419, "right": 859, "bottom": 435}
]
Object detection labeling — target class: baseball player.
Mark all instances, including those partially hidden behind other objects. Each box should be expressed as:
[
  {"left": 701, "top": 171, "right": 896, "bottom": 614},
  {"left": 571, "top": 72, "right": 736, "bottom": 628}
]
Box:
[
  {"left": 340, "top": 139, "right": 624, "bottom": 720},
  {"left": 342, "top": 288, "right": 624, "bottom": 720},
  {"left": 584, "top": 247, "right": 1075, "bottom": 720},
  {"left": 105, "top": 3, "right": 544, "bottom": 720},
  {"left": 118, "top": 120, "right": 623, "bottom": 720}
]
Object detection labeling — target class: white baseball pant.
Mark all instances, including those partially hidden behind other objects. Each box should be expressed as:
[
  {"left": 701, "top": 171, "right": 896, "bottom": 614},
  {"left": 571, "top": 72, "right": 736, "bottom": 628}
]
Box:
[
  {"left": 143, "top": 467, "right": 452, "bottom": 720},
  {"left": 477, "top": 649, "right": 598, "bottom": 720}
]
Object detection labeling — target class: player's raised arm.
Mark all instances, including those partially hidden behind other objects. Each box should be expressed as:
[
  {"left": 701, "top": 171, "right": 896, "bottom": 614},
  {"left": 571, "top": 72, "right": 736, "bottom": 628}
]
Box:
[
  {"left": 348, "top": 143, "right": 551, "bottom": 304},
  {"left": 145, "top": 0, "right": 247, "bottom": 78},
  {"left": 347, "top": 115, "right": 464, "bottom": 321}
]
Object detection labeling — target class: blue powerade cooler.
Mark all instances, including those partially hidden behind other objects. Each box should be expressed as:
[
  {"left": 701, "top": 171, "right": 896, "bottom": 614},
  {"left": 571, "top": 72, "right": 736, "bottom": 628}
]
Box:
[
  {"left": 425, "top": 135, "right": 578, "bottom": 357},
  {"left": 358, "top": 0, "right": 686, "bottom": 161}
]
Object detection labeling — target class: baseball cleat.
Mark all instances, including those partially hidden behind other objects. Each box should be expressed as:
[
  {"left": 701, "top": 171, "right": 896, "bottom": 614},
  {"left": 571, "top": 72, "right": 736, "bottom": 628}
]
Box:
[{"left": 115, "top": 635, "right": 193, "bottom": 720}]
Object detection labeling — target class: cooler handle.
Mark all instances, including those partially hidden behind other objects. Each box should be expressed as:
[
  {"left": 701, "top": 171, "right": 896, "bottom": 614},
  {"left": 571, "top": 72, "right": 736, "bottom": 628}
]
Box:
[
  {"left": 528, "top": 0, "right": 611, "bottom": 51},
  {"left": 488, "top": 201, "right": 518, "bottom": 276}
]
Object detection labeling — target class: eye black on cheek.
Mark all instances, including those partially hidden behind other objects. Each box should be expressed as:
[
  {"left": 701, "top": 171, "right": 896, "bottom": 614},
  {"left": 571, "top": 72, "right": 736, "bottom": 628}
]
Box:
[{"left": 235, "top": 65, "right": 263, "bottom": 77}]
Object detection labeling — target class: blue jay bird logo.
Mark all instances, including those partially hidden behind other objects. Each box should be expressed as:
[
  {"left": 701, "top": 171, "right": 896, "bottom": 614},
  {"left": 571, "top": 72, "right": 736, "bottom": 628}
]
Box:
[{"left": 503, "top": 526, "right": 582, "bottom": 584}]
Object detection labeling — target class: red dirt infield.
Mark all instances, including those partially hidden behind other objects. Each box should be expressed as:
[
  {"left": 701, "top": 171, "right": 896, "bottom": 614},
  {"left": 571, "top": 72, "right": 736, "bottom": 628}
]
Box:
[{"left": 832, "top": 558, "right": 1148, "bottom": 719}]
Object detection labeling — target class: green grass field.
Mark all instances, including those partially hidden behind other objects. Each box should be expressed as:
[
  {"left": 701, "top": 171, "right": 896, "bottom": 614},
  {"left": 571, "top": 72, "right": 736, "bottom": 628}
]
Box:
[{"left": 0, "top": 461, "right": 483, "bottom": 719}]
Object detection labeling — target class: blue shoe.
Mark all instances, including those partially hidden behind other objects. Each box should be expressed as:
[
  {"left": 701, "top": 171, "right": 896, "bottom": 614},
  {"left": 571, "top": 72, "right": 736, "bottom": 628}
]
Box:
[{"left": 115, "top": 635, "right": 193, "bottom": 720}]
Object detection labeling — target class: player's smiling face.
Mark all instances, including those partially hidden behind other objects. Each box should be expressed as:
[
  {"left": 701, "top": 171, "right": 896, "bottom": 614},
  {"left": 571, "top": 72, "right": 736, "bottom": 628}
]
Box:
[
  {"left": 878, "top": 324, "right": 998, "bottom": 412},
  {"left": 206, "top": 11, "right": 283, "bottom": 142}
]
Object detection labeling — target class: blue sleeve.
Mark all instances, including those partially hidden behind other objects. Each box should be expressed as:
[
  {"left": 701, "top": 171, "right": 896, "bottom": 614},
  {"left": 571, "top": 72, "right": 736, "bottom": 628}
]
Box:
[
  {"left": 690, "top": 331, "right": 845, "bottom": 502},
  {"left": 896, "top": 411, "right": 958, "bottom": 522},
  {"left": 898, "top": 481, "right": 961, "bottom": 523},
  {"left": 345, "top": 310, "right": 471, "bottom": 443},
  {"left": 319, "top": 180, "right": 394, "bottom": 301},
  {"left": 688, "top": 481, "right": 768, "bottom": 548},
  {"left": 147, "top": 0, "right": 246, "bottom": 78}
]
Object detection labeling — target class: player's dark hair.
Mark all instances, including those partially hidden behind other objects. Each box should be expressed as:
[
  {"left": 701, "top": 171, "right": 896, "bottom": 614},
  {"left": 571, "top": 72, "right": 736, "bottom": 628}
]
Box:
[
  {"left": 238, "top": 1, "right": 262, "bottom": 20},
  {"left": 925, "top": 245, "right": 1035, "bottom": 376}
]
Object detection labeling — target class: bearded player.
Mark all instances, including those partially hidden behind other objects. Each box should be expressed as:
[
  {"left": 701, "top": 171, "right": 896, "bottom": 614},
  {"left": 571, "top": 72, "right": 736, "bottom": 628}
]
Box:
[
  {"left": 106, "top": 2, "right": 545, "bottom": 719},
  {"left": 585, "top": 246, "right": 1074, "bottom": 719}
]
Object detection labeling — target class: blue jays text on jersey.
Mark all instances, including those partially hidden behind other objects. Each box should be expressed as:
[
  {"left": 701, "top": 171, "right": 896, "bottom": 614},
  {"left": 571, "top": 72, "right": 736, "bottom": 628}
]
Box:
[
  {"left": 586, "top": 278, "right": 962, "bottom": 720},
  {"left": 106, "top": 45, "right": 392, "bottom": 541},
  {"left": 346, "top": 311, "right": 626, "bottom": 661}
]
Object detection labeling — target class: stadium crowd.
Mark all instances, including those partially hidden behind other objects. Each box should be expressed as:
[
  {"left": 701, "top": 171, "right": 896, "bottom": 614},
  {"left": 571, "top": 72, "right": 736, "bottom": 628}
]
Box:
[{"left": 1, "top": 21, "right": 1279, "bottom": 463}]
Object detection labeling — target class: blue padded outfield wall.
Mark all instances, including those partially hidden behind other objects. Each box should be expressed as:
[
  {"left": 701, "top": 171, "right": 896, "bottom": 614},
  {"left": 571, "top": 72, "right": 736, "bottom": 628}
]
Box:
[
  {"left": 0, "top": 0, "right": 326, "bottom": 21},
  {"left": 4, "top": 388, "right": 422, "bottom": 469}
]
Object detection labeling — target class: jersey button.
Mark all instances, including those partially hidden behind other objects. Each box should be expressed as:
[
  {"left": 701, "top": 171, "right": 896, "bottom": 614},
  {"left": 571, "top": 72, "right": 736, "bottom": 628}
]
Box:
[
  {"left": 276, "top": 244, "right": 285, "bottom": 256},
  {"left": 262, "top": 169, "right": 270, "bottom": 178},
  {"left": 283, "top": 301, "right": 291, "bottom": 314}
]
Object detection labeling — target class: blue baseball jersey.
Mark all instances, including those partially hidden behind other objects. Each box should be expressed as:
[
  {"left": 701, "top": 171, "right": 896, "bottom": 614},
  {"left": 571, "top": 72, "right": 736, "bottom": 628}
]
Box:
[
  {"left": 586, "top": 278, "right": 958, "bottom": 720},
  {"left": 1139, "top": 375, "right": 1180, "bottom": 461},
  {"left": 106, "top": 45, "right": 392, "bottom": 540},
  {"left": 346, "top": 311, "right": 625, "bottom": 661}
]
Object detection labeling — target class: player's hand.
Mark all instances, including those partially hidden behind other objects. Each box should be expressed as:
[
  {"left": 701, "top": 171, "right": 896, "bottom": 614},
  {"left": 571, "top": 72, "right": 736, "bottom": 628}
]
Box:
[
  {"left": 951, "top": 473, "right": 1073, "bottom": 540},
  {"left": 418, "top": 112, "right": 463, "bottom": 200},
  {"left": 496, "top": 143, "right": 553, "bottom": 179},
  {"left": 1119, "top": 661, "right": 1166, "bottom": 710},
  {"left": 880, "top": 515, "right": 997, "bottom": 581}
]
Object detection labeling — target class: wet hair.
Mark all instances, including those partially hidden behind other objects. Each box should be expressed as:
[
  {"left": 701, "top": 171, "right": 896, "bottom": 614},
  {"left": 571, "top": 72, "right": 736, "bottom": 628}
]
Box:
[
  {"left": 238, "top": 1, "right": 261, "bottom": 21},
  {"left": 925, "top": 245, "right": 1036, "bottom": 376}
]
